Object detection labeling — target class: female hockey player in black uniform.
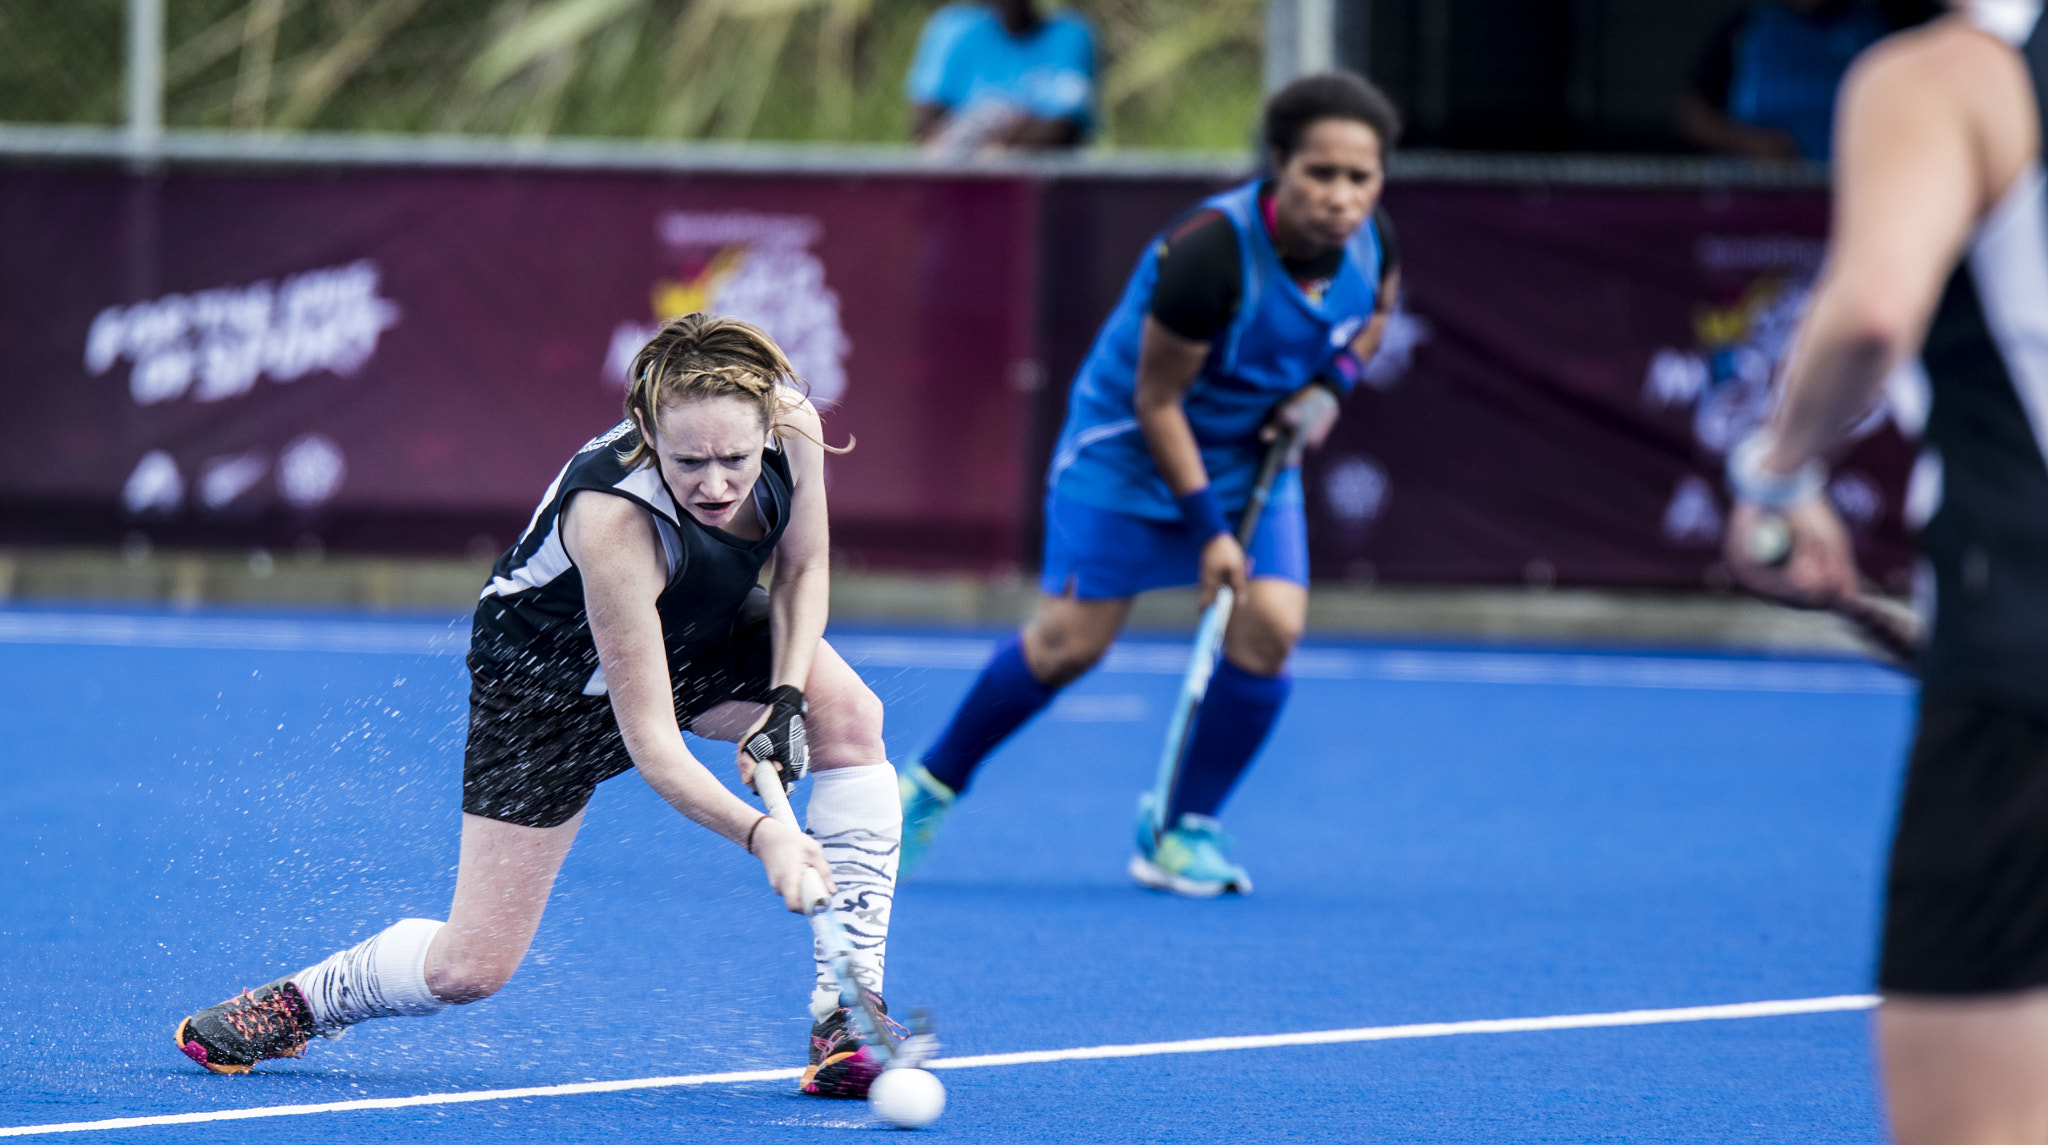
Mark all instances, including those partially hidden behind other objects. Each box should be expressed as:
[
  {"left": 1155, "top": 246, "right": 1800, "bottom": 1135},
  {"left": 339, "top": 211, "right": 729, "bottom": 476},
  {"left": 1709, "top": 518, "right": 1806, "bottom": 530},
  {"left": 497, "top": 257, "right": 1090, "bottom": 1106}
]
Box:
[{"left": 174, "top": 313, "right": 903, "bottom": 1100}]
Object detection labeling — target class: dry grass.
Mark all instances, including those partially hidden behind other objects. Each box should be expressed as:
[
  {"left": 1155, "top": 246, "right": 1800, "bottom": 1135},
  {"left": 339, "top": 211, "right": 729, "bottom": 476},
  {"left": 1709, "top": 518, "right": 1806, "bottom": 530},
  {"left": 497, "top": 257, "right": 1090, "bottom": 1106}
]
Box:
[{"left": 0, "top": 0, "right": 1263, "bottom": 149}]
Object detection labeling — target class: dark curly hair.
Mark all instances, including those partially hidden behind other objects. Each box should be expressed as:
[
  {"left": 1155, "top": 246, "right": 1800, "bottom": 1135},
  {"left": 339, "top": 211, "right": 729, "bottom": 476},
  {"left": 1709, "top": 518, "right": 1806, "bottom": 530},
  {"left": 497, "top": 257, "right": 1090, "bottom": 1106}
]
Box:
[{"left": 1263, "top": 71, "right": 1403, "bottom": 163}]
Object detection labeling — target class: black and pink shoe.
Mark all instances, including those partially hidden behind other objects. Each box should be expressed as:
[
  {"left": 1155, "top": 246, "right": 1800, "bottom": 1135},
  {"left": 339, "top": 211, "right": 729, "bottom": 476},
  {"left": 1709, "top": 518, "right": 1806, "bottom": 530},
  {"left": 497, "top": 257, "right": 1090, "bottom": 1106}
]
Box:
[
  {"left": 800, "top": 999, "right": 905, "bottom": 1099},
  {"left": 174, "top": 976, "right": 318, "bottom": 1074}
]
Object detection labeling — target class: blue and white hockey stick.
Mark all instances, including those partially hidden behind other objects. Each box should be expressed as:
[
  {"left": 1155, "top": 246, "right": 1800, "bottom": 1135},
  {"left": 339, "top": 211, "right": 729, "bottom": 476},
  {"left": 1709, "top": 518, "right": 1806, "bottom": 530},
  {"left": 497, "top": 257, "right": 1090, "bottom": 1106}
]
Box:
[{"left": 1144, "top": 429, "right": 1297, "bottom": 843}]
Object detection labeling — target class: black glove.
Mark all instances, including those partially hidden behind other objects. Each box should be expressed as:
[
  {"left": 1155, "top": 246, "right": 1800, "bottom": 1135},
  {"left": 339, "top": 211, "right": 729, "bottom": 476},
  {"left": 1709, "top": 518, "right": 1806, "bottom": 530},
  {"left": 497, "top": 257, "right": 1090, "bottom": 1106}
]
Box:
[{"left": 745, "top": 685, "right": 809, "bottom": 791}]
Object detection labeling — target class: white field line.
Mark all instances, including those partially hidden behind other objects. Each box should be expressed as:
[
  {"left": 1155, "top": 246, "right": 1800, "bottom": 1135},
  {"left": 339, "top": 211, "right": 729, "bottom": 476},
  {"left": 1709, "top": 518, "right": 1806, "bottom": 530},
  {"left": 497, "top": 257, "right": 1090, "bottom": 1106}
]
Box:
[
  {"left": 0, "top": 613, "right": 1911, "bottom": 694},
  {"left": 0, "top": 994, "right": 1878, "bottom": 1138},
  {"left": 929, "top": 993, "right": 1880, "bottom": 1069},
  {"left": 0, "top": 612, "right": 466, "bottom": 656}
]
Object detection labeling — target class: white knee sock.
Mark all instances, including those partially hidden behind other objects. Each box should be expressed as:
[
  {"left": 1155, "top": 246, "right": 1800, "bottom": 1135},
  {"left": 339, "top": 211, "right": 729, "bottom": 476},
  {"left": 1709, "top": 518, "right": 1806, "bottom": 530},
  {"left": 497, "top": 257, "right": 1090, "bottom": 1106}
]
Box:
[
  {"left": 804, "top": 765, "right": 901, "bottom": 1020},
  {"left": 292, "top": 917, "right": 448, "bottom": 1035}
]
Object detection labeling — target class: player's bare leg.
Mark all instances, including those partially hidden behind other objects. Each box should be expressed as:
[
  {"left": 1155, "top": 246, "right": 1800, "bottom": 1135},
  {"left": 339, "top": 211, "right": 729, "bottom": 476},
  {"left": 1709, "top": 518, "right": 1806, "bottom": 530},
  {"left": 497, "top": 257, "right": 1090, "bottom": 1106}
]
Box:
[
  {"left": 174, "top": 810, "right": 579, "bottom": 1073},
  {"left": 1023, "top": 591, "right": 1136, "bottom": 686},
  {"left": 1221, "top": 577, "right": 1305, "bottom": 676},
  {"left": 1880, "top": 991, "right": 2048, "bottom": 1145},
  {"left": 691, "top": 639, "right": 904, "bottom": 1097},
  {"left": 425, "top": 811, "right": 584, "bottom": 1003}
]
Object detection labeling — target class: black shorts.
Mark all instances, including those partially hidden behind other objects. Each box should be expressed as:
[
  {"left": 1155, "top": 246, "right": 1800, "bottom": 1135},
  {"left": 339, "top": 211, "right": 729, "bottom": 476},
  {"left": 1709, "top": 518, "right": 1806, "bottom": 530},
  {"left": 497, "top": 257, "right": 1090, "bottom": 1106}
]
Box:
[
  {"left": 1880, "top": 695, "right": 2048, "bottom": 994},
  {"left": 462, "top": 588, "right": 774, "bottom": 829}
]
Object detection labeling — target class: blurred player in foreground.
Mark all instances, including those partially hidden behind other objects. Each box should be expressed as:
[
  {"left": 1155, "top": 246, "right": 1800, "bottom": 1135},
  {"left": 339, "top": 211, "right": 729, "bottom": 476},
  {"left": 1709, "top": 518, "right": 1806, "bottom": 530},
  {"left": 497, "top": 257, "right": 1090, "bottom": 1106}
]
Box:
[
  {"left": 174, "top": 315, "right": 905, "bottom": 1100},
  {"left": 1723, "top": 3, "right": 2048, "bottom": 1140},
  {"left": 899, "top": 73, "right": 1402, "bottom": 896}
]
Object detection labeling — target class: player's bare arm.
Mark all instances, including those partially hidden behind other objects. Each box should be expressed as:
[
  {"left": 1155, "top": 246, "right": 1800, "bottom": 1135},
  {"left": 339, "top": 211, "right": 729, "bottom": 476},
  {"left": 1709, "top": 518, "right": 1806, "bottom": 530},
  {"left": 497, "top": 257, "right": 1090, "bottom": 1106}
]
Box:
[
  {"left": 1132, "top": 314, "right": 1245, "bottom": 605},
  {"left": 565, "top": 488, "right": 829, "bottom": 911},
  {"left": 742, "top": 393, "right": 832, "bottom": 788},
  {"left": 1349, "top": 266, "right": 1400, "bottom": 366},
  {"left": 1727, "top": 18, "right": 2032, "bottom": 608}
]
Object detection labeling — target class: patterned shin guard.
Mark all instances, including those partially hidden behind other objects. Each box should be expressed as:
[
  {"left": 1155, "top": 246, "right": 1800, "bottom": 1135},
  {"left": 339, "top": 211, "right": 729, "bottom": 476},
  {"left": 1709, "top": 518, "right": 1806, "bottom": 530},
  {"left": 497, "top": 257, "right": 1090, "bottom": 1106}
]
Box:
[{"left": 803, "top": 765, "right": 901, "bottom": 1019}]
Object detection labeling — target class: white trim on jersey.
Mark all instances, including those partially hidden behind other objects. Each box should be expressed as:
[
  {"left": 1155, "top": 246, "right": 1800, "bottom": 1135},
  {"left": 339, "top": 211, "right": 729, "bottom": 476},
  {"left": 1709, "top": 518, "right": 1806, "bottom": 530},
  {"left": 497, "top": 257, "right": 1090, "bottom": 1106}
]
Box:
[
  {"left": 1048, "top": 417, "right": 1139, "bottom": 485},
  {"left": 479, "top": 440, "right": 686, "bottom": 605},
  {"left": 1967, "top": 164, "right": 2048, "bottom": 470},
  {"left": 483, "top": 525, "right": 576, "bottom": 602},
  {"left": 612, "top": 463, "right": 682, "bottom": 524}
]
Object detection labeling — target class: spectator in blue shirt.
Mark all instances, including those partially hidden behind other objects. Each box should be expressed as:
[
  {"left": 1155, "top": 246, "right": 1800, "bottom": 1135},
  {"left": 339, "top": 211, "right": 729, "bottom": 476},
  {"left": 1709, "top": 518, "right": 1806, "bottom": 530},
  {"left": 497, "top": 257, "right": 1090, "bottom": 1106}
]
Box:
[
  {"left": 1676, "top": 0, "right": 1906, "bottom": 161},
  {"left": 906, "top": 1, "right": 1096, "bottom": 153}
]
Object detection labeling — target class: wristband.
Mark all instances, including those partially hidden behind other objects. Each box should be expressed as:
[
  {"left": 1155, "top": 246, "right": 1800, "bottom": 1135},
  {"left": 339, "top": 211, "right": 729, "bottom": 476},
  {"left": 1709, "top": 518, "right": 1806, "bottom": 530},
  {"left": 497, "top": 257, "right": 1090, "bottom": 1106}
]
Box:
[
  {"left": 744, "top": 813, "right": 769, "bottom": 855},
  {"left": 1175, "top": 485, "right": 1231, "bottom": 542},
  {"left": 1727, "top": 431, "right": 1826, "bottom": 510}
]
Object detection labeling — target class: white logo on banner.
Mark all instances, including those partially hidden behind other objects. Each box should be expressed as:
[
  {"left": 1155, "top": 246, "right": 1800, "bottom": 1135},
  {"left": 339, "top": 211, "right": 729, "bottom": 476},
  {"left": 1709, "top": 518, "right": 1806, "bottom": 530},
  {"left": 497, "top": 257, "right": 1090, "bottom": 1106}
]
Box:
[
  {"left": 86, "top": 260, "right": 401, "bottom": 406},
  {"left": 1647, "top": 239, "right": 1924, "bottom": 456},
  {"left": 1323, "top": 455, "right": 1390, "bottom": 523},
  {"left": 122, "top": 450, "right": 183, "bottom": 515},
  {"left": 199, "top": 449, "right": 269, "bottom": 510},
  {"left": 1661, "top": 474, "right": 1724, "bottom": 546},
  {"left": 607, "top": 211, "right": 851, "bottom": 405},
  {"left": 278, "top": 433, "right": 347, "bottom": 508},
  {"left": 1638, "top": 243, "right": 1913, "bottom": 557},
  {"left": 1359, "top": 301, "right": 1430, "bottom": 391}
]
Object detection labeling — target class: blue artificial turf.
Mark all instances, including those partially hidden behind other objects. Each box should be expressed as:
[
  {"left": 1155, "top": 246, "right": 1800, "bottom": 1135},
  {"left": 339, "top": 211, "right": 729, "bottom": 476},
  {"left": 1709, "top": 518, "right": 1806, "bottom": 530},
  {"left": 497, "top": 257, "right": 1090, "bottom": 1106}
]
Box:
[{"left": 0, "top": 607, "right": 1914, "bottom": 1142}]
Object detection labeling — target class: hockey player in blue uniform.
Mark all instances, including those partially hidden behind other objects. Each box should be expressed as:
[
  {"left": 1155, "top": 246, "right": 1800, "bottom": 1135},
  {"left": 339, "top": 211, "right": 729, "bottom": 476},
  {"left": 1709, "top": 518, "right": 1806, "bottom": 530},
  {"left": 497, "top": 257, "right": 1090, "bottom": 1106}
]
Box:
[{"left": 900, "top": 73, "right": 1404, "bottom": 896}]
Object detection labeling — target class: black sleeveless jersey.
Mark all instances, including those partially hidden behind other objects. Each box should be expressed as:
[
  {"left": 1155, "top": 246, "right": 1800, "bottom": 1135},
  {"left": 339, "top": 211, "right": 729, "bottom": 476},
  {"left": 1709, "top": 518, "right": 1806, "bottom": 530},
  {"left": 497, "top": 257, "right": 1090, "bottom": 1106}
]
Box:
[
  {"left": 1916, "top": 1, "right": 2048, "bottom": 713},
  {"left": 468, "top": 419, "right": 792, "bottom": 694}
]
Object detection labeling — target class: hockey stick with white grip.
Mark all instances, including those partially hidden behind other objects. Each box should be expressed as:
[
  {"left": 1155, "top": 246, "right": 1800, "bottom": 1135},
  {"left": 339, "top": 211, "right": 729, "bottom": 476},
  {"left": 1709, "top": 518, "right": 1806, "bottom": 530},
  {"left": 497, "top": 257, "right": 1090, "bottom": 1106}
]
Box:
[{"left": 1143, "top": 429, "right": 1297, "bottom": 844}]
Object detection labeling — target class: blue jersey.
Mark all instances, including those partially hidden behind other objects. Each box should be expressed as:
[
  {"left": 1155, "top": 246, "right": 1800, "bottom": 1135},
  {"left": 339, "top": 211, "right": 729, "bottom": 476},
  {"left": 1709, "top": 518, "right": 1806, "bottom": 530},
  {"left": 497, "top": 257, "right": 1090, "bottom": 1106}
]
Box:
[
  {"left": 905, "top": 4, "right": 1096, "bottom": 129},
  {"left": 1048, "top": 180, "right": 1386, "bottom": 520}
]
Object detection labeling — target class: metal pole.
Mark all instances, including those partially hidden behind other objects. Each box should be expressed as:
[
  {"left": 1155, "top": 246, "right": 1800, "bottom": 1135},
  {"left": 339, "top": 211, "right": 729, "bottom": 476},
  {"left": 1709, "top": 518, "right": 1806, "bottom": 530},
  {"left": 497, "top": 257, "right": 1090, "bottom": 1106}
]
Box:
[
  {"left": 1266, "top": 0, "right": 1337, "bottom": 92},
  {"left": 1297, "top": 0, "right": 1334, "bottom": 75},
  {"left": 126, "top": 0, "right": 163, "bottom": 164},
  {"left": 1265, "top": 0, "right": 1299, "bottom": 94}
]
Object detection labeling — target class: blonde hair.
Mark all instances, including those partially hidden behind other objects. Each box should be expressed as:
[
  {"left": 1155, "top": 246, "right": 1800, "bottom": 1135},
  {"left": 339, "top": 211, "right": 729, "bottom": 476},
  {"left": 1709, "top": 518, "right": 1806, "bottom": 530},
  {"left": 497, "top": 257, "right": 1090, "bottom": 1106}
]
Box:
[{"left": 620, "top": 313, "right": 847, "bottom": 469}]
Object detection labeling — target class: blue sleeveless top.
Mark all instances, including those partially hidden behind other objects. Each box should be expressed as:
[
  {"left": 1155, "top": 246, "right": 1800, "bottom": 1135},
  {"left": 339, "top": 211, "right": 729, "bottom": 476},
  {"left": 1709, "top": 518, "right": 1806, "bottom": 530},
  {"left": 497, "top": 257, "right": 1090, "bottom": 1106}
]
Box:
[{"left": 1047, "top": 179, "right": 1386, "bottom": 520}]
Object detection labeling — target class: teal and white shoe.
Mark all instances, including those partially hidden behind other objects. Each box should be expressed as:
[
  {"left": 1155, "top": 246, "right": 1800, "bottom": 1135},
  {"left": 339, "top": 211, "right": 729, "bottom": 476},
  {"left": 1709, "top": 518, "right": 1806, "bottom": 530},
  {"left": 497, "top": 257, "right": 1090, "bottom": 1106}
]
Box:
[
  {"left": 898, "top": 763, "right": 957, "bottom": 876},
  {"left": 1129, "top": 794, "right": 1253, "bottom": 897}
]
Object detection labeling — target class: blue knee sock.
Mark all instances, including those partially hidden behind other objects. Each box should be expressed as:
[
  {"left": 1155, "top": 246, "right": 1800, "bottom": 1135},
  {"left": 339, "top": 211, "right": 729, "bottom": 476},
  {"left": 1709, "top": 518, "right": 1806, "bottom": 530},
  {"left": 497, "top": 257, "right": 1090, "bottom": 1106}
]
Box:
[
  {"left": 921, "top": 633, "right": 1060, "bottom": 795},
  {"left": 1166, "top": 659, "right": 1291, "bottom": 823}
]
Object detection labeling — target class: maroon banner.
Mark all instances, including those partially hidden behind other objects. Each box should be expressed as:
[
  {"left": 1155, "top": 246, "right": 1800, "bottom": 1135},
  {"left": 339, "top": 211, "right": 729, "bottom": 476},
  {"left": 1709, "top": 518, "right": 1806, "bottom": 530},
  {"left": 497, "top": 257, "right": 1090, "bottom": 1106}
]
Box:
[
  {"left": 0, "top": 167, "right": 1040, "bottom": 568},
  {"left": 0, "top": 162, "right": 1917, "bottom": 590},
  {"left": 1301, "top": 182, "right": 1915, "bottom": 591}
]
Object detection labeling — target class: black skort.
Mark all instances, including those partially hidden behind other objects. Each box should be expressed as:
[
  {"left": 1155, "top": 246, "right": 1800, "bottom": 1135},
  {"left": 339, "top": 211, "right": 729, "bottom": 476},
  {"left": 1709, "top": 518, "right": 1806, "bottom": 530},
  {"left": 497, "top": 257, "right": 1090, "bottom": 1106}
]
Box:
[
  {"left": 462, "top": 587, "right": 773, "bottom": 829},
  {"left": 1880, "top": 694, "right": 2048, "bottom": 995}
]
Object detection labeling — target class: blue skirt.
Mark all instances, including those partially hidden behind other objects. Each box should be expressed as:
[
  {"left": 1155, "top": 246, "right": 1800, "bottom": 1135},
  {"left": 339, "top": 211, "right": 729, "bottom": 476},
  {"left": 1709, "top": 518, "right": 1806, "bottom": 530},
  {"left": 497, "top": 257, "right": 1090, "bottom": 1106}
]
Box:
[{"left": 1037, "top": 492, "right": 1308, "bottom": 600}]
